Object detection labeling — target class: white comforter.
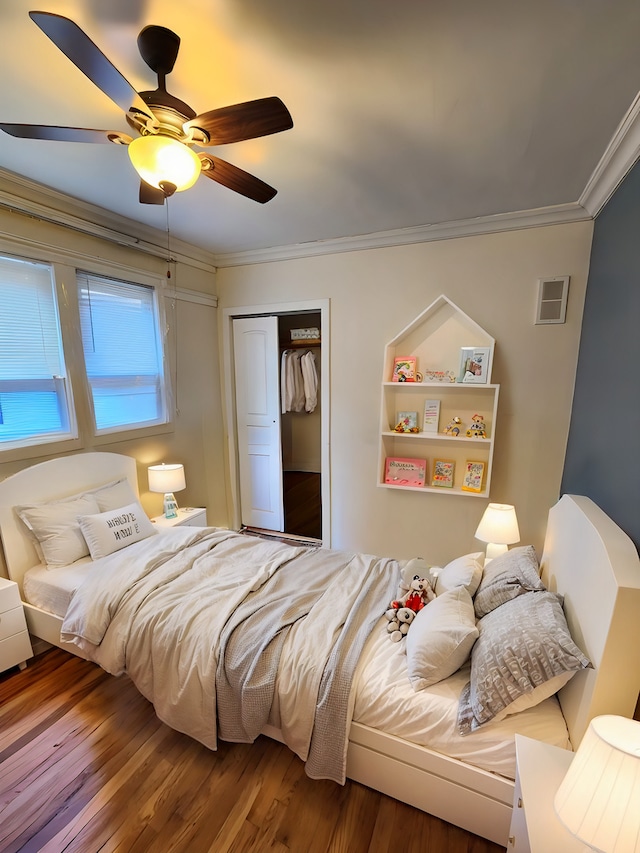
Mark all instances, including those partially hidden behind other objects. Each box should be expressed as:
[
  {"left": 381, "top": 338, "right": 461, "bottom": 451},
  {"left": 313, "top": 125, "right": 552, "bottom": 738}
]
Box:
[{"left": 61, "top": 528, "right": 400, "bottom": 783}]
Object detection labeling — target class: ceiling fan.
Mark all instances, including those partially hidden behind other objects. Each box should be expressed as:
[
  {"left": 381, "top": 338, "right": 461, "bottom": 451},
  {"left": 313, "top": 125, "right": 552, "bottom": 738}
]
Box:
[{"left": 0, "top": 11, "right": 293, "bottom": 205}]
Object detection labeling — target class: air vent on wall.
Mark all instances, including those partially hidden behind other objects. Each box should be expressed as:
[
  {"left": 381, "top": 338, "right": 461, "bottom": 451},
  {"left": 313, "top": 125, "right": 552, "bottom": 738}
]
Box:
[{"left": 535, "top": 276, "right": 570, "bottom": 325}]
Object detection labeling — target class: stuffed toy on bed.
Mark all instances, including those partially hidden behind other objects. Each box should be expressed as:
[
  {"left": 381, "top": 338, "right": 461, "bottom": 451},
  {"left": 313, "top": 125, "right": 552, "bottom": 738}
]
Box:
[{"left": 385, "top": 557, "right": 436, "bottom": 642}]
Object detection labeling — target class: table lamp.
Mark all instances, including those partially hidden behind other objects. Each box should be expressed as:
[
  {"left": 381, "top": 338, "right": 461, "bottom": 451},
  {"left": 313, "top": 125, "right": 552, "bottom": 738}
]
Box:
[
  {"left": 474, "top": 503, "right": 520, "bottom": 563},
  {"left": 148, "top": 463, "right": 186, "bottom": 519},
  {"left": 554, "top": 714, "right": 640, "bottom": 852}
]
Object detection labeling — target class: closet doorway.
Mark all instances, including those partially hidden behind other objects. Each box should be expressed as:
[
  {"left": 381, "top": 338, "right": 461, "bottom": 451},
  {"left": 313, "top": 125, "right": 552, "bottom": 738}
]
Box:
[{"left": 222, "top": 299, "right": 330, "bottom": 546}]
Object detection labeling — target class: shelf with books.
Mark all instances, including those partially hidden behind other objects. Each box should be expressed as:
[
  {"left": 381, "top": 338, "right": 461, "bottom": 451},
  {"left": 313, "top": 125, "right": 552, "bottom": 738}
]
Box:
[{"left": 378, "top": 295, "right": 499, "bottom": 497}]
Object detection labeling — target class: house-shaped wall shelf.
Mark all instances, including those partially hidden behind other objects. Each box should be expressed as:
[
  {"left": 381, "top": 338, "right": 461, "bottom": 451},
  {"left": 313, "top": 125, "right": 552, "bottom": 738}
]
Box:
[{"left": 378, "top": 295, "right": 499, "bottom": 497}]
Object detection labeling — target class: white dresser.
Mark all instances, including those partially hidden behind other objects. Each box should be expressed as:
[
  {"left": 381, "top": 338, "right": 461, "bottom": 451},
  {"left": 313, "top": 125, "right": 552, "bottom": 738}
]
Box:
[{"left": 0, "top": 577, "right": 33, "bottom": 673}]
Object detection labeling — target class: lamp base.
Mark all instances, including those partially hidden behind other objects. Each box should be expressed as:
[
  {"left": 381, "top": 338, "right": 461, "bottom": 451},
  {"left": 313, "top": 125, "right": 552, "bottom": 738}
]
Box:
[
  {"left": 163, "top": 492, "right": 179, "bottom": 519},
  {"left": 484, "top": 542, "right": 509, "bottom": 564}
]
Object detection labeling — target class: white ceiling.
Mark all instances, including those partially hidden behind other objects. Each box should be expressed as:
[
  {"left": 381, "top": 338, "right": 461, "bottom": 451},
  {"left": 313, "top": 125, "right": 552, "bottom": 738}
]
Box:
[{"left": 1, "top": 0, "right": 640, "bottom": 260}]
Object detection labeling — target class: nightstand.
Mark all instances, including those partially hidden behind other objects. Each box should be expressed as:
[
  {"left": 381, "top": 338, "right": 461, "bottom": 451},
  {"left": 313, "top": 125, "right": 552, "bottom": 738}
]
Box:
[
  {"left": 151, "top": 507, "right": 208, "bottom": 528},
  {"left": 508, "top": 735, "right": 583, "bottom": 852},
  {"left": 0, "top": 577, "right": 33, "bottom": 673}
]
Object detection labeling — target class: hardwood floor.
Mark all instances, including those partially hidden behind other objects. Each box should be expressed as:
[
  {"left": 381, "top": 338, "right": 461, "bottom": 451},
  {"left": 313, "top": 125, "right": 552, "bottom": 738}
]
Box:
[
  {"left": 0, "top": 649, "right": 505, "bottom": 853},
  {"left": 283, "top": 471, "right": 321, "bottom": 540}
]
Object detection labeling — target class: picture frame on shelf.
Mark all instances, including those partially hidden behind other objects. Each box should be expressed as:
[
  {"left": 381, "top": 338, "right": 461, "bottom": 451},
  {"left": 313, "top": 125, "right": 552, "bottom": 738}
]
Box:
[
  {"left": 422, "top": 399, "right": 440, "bottom": 433},
  {"left": 458, "top": 347, "right": 491, "bottom": 384},
  {"left": 394, "top": 411, "right": 418, "bottom": 433},
  {"left": 392, "top": 356, "right": 418, "bottom": 382},
  {"left": 461, "top": 460, "right": 486, "bottom": 493},
  {"left": 431, "top": 459, "right": 455, "bottom": 488},
  {"left": 384, "top": 457, "right": 427, "bottom": 487}
]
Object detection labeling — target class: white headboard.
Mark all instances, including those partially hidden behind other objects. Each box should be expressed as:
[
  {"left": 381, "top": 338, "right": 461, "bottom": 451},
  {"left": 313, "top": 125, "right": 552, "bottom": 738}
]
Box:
[
  {"left": 0, "top": 452, "right": 139, "bottom": 595},
  {"left": 541, "top": 494, "right": 640, "bottom": 747}
]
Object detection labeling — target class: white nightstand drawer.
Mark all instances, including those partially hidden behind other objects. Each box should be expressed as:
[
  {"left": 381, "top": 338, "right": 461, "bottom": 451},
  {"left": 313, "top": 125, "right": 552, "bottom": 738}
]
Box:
[
  {"left": 152, "top": 508, "right": 208, "bottom": 528},
  {"left": 0, "top": 630, "right": 33, "bottom": 671},
  {"left": 0, "top": 605, "right": 29, "bottom": 641},
  {"left": 0, "top": 579, "right": 22, "bottom": 614}
]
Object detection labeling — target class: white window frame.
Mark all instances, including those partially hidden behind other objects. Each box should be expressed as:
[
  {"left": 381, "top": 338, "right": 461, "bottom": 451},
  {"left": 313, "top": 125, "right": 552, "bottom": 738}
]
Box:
[
  {"left": 0, "top": 239, "right": 174, "bottom": 462},
  {"left": 76, "top": 269, "right": 171, "bottom": 438},
  {"left": 0, "top": 252, "right": 79, "bottom": 457}
]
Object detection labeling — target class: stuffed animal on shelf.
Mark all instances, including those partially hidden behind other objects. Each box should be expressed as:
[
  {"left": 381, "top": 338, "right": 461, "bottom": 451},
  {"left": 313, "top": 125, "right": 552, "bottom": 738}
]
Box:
[
  {"left": 443, "top": 416, "right": 462, "bottom": 436},
  {"left": 465, "top": 413, "right": 487, "bottom": 438},
  {"left": 385, "top": 557, "right": 436, "bottom": 641}
]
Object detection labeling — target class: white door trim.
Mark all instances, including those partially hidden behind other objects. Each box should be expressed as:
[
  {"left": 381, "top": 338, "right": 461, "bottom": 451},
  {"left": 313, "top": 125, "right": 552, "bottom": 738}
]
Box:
[{"left": 221, "top": 298, "right": 331, "bottom": 546}]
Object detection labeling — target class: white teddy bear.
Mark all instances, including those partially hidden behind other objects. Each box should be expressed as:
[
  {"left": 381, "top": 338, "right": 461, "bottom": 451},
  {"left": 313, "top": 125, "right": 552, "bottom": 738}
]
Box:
[
  {"left": 385, "top": 606, "right": 416, "bottom": 642},
  {"left": 384, "top": 557, "right": 436, "bottom": 642}
]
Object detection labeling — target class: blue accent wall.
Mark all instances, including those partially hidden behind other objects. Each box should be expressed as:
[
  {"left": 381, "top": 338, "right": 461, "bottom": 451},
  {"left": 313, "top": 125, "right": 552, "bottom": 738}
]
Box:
[{"left": 561, "top": 160, "right": 640, "bottom": 550}]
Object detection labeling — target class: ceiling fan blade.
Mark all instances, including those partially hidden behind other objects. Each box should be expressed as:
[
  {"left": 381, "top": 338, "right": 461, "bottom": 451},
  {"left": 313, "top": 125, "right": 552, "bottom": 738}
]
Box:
[
  {"left": 29, "top": 11, "right": 156, "bottom": 123},
  {"left": 200, "top": 155, "right": 277, "bottom": 203},
  {"left": 185, "top": 97, "right": 293, "bottom": 145},
  {"left": 0, "top": 123, "right": 126, "bottom": 143},
  {"left": 139, "top": 180, "right": 166, "bottom": 205}
]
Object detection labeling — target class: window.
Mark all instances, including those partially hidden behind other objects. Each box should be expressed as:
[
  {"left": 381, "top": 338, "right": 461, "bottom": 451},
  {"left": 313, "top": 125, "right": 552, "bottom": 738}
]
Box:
[
  {"left": 0, "top": 254, "right": 75, "bottom": 450},
  {"left": 77, "top": 272, "right": 168, "bottom": 433}
]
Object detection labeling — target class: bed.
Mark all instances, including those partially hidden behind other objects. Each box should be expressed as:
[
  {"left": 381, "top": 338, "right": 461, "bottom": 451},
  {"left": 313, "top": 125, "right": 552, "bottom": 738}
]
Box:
[{"left": 1, "top": 452, "right": 639, "bottom": 846}]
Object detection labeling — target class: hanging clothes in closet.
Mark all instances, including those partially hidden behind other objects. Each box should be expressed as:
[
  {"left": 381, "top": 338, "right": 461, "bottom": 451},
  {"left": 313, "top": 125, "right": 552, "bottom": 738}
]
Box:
[{"left": 281, "top": 349, "right": 318, "bottom": 414}]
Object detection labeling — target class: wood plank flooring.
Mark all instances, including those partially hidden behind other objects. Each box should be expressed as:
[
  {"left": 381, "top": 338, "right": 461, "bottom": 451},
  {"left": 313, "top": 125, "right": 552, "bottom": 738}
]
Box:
[
  {"left": 283, "top": 471, "right": 321, "bottom": 540},
  {"left": 0, "top": 649, "right": 506, "bottom": 853}
]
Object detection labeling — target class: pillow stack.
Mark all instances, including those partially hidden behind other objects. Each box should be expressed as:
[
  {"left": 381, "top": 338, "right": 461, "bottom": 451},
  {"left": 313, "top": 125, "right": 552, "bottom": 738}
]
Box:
[
  {"left": 457, "top": 545, "right": 590, "bottom": 734},
  {"left": 403, "top": 545, "right": 591, "bottom": 732},
  {"left": 15, "top": 478, "right": 157, "bottom": 568}
]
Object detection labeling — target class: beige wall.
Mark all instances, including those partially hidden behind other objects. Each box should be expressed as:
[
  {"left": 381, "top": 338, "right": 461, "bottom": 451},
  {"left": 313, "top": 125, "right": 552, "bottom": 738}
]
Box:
[
  {"left": 216, "top": 221, "right": 594, "bottom": 565},
  {"left": 0, "top": 203, "right": 227, "bottom": 548}
]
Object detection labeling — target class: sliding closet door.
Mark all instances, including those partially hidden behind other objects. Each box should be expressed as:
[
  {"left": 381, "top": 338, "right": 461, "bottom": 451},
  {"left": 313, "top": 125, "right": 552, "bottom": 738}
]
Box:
[{"left": 232, "top": 316, "right": 284, "bottom": 531}]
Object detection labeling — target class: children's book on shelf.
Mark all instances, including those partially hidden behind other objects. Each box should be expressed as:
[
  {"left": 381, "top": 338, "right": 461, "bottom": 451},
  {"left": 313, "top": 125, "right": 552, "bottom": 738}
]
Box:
[
  {"left": 384, "top": 457, "right": 427, "bottom": 487},
  {"left": 422, "top": 399, "right": 440, "bottom": 433},
  {"left": 431, "top": 459, "right": 455, "bottom": 488},
  {"left": 461, "top": 460, "right": 486, "bottom": 492},
  {"left": 391, "top": 356, "right": 417, "bottom": 382}
]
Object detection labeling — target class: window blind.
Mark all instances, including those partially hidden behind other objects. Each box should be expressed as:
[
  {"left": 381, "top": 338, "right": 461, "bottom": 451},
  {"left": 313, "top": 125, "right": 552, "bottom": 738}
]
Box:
[
  {"left": 77, "top": 272, "right": 167, "bottom": 432},
  {"left": 0, "top": 254, "right": 74, "bottom": 448}
]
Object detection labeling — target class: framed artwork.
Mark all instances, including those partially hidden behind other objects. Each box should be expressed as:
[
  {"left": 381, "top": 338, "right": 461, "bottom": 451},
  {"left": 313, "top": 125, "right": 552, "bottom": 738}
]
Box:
[
  {"left": 384, "top": 457, "right": 427, "bottom": 487},
  {"left": 394, "top": 411, "right": 418, "bottom": 432},
  {"left": 461, "top": 460, "right": 486, "bottom": 493},
  {"left": 392, "top": 356, "right": 417, "bottom": 382},
  {"left": 459, "top": 347, "right": 491, "bottom": 384},
  {"left": 431, "top": 459, "right": 455, "bottom": 488}
]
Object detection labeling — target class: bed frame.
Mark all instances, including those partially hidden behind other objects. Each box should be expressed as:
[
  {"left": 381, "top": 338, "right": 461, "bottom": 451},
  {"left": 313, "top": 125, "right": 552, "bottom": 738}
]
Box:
[{"left": 1, "top": 452, "right": 639, "bottom": 846}]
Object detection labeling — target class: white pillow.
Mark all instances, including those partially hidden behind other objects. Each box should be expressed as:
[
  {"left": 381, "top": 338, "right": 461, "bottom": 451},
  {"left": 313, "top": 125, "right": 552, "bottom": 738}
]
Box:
[
  {"left": 435, "top": 552, "right": 483, "bottom": 597},
  {"left": 89, "top": 478, "right": 139, "bottom": 512},
  {"left": 78, "top": 501, "right": 157, "bottom": 560},
  {"left": 405, "top": 587, "right": 479, "bottom": 690},
  {"left": 16, "top": 493, "right": 101, "bottom": 568}
]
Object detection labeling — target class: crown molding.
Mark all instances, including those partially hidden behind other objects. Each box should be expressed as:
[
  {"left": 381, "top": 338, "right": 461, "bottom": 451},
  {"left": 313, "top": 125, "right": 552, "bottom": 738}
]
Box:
[
  {"left": 0, "top": 169, "right": 218, "bottom": 274},
  {"left": 579, "top": 90, "right": 640, "bottom": 217},
  {"left": 212, "top": 202, "right": 592, "bottom": 267},
  {"left": 4, "top": 85, "right": 640, "bottom": 274}
]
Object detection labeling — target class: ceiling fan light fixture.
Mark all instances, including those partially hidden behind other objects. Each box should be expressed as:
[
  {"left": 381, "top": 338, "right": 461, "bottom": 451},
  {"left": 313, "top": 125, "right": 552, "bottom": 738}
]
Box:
[{"left": 128, "top": 134, "right": 201, "bottom": 192}]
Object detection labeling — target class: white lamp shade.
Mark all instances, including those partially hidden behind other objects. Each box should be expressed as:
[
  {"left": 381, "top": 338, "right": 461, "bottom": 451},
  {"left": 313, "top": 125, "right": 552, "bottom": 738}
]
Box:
[
  {"left": 128, "top": 135, "right": 201, "bottom": 192},
  {"left": 554, "top": 715, "right": 640, "bottom": 852},
  {"left": 148, "top": 463, "right": 186, "bottom": 494},
  {"left": 475, "top": 503, "right": 520, "bottom": 545}
]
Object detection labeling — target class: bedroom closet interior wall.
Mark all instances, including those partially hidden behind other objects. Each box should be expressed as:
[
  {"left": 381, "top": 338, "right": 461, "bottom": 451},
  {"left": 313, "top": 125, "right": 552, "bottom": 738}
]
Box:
[{"left": 278, "top": 311, "right": 322, "bottom": 540}]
